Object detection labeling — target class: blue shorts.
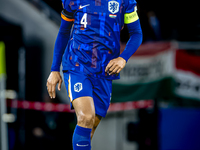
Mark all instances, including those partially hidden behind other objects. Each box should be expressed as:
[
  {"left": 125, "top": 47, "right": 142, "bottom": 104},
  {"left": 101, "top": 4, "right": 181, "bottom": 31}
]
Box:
[{"left": 63, "top": 70, "right": 112, "bottom": 117}]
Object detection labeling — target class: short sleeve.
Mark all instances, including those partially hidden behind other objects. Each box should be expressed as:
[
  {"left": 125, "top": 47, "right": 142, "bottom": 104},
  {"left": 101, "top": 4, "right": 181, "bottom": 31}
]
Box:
[
  {"left": 61, "top": 0, "right": 75, "bottom": 22},
  {"left": 124, "top": 0, "right": 139, "bottom": 24}
]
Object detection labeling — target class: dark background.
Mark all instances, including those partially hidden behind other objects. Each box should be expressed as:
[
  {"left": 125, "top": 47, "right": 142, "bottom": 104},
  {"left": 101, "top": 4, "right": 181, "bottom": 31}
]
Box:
[{"left": 1, "top": 0, "right": 200, "bottom": 150}]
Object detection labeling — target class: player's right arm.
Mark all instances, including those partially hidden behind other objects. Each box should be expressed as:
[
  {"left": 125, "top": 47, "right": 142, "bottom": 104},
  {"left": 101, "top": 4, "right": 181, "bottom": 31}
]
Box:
[
  {"left": 47, "top": 1, "right": 74, "bottom": 99},
  {"left": 105, "top": 0, "right": 142, "bottom": 75}
]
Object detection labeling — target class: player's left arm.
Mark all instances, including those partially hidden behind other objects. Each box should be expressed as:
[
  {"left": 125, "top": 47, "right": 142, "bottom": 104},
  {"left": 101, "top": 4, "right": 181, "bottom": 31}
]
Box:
[{"left": 105, "top": 11, "right": 143, "bottom": 75}]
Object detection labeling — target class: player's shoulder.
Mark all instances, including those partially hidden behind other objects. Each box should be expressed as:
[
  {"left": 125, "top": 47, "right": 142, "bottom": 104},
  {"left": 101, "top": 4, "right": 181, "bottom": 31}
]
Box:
[
  {"left": 125, "top": 0, "right": 137, "bottom": 6},
  {"left": 124, "top": 0, "right": 137, "bottom": 13},
  {"left": 61, "top": 0, "right": 79, "bottom": 12}
]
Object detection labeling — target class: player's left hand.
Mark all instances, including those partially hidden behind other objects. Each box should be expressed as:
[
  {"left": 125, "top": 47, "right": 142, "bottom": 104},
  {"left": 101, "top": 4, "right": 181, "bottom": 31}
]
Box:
[{"left": 105, "top": 57, "right": 126, "bottom": 75}]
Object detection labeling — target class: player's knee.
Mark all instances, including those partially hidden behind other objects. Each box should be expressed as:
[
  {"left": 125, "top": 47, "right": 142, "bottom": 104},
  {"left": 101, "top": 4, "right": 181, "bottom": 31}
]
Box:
[{"left": 78, "top": 113, "right": 95, "bottom": 128}]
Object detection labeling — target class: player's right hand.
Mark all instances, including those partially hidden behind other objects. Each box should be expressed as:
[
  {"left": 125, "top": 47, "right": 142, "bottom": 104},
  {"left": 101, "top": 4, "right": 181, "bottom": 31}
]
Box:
[{"left": 46, "top": 71, "right": 62, "bottom": 99}]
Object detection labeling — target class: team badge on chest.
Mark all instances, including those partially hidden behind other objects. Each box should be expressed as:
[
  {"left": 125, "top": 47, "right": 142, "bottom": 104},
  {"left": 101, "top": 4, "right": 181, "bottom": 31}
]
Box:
[{"left": 108, "top": 1, "right": 119, "bottom": 14}]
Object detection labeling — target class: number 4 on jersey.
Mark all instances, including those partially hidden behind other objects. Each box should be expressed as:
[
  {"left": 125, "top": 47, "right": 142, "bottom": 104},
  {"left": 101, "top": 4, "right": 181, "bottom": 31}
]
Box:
[{"left": 81, "top": 13, "right": 87, "bottom": 28}]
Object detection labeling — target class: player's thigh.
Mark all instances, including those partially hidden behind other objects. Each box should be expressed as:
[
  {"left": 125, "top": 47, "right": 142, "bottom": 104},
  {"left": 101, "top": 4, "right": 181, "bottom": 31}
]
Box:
[
  {"left": 72, "top": 96, "right": 95, "bottom": 119},
  {"left": 63, "top": 70, "right": 95, "bottom": 126},
  {"left": 72, "top": 97, "right": 95, "bottom": 128}
]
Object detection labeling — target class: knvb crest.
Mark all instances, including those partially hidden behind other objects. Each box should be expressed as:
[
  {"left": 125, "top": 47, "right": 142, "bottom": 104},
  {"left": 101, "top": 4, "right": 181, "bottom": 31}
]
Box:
[
  {"left": 74, "top": 82, "right": 83, "bottom": 92},
  {"left": 108, "top": 1, "right": 119, "bottom": 14}
]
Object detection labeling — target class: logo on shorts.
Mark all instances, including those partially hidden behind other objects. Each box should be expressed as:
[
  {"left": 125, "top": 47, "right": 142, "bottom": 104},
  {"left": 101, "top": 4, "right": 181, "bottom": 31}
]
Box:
[{"left": 74, "top": 82, "right": 83, "bottom": 92}]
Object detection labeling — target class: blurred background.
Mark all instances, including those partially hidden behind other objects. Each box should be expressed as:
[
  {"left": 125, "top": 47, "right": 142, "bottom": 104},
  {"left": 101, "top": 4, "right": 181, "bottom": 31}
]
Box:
[{"left": 0, "top": 0, "right": 200, "bottom": 150}]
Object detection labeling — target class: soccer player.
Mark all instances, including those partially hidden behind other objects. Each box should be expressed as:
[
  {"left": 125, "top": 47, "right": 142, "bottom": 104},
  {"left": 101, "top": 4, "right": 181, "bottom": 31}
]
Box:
[{"left": 46, "top": 0, "right": 142, "bottom": 149}]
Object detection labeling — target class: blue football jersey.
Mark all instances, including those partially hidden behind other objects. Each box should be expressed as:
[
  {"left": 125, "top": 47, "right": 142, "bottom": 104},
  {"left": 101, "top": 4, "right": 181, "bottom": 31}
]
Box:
[{"left": 61, "top": 0, "right": 139, "bottom": 79}]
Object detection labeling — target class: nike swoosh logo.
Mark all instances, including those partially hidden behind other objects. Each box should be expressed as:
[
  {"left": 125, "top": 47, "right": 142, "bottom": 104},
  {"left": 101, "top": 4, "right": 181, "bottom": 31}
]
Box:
[
  {"left": 79, "top": 4, "right": 90, "bottom": 9},
  {"left": 76, "top": 144, "right": 89, "bottom": 147}
]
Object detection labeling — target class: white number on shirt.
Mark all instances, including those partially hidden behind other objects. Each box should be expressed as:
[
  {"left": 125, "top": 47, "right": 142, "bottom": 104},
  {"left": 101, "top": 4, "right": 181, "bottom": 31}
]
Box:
[{"left": 80, "top": 13, "right": 87, "bottom": 28}]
